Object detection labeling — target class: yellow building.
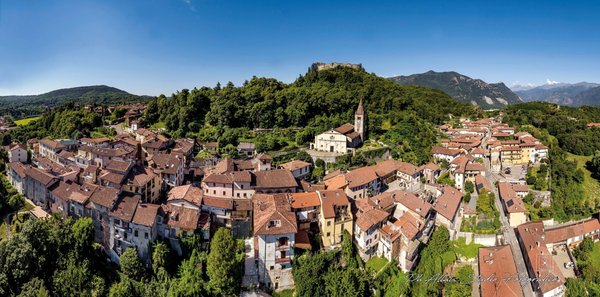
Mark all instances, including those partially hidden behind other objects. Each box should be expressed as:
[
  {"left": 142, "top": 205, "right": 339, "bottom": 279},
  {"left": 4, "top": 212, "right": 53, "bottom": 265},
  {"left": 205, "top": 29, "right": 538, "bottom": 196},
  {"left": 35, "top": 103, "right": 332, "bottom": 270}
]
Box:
[
  {"left": 500, "top": 147, "right": 527, "bottom": 165},
  {"left": 318, "top": 190, "right": 353, "bottom": 248}
]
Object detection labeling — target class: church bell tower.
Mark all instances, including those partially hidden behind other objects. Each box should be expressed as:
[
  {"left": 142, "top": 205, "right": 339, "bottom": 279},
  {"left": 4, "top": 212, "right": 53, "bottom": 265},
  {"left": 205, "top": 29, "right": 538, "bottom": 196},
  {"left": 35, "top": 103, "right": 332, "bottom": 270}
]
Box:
[{"left": 354, "top": 98, "right": 366, "bottom": 140}]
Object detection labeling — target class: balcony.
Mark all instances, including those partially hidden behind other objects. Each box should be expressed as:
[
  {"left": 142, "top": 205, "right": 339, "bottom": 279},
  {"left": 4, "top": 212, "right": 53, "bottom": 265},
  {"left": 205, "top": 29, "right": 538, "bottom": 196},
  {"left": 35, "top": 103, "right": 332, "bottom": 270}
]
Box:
[
  {"left": 275, "top": 244, "right": 290, "bottom": 251},
  {"left": 275, "top": 257, "right": 291, "bottom": 264}
]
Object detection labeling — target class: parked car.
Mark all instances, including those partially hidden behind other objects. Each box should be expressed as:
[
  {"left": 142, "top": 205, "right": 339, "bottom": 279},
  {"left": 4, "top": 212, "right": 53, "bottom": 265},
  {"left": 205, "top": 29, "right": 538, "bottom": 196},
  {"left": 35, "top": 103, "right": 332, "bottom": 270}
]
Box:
[{"left": 564, "top": 262, "right": 574, "bottom": 269}]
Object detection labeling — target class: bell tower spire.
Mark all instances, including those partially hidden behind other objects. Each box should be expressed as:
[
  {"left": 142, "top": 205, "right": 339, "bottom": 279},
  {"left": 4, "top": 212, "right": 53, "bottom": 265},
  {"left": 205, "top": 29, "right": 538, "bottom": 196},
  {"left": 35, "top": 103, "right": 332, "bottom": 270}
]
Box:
[{"left": 354, "top": 98, "right": 366, "bottom": 140}]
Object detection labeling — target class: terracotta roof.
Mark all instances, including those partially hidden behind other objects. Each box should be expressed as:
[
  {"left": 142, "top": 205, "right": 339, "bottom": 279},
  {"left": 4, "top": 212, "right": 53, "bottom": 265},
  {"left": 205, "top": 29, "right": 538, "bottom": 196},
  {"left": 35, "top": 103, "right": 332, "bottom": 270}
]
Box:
[
  {"left": 324, "top": 174, "right": 347, "bottom": 190},
  {"left": 475, "top": 174, "right": 492, "bottom": 193},
  {"left": 132, "top": 203, "right": 160, "bottom": 227},
  {"left": 433, "top": 186, "right": 462, "bottom": 221},
  {"left": 110, "top": 194, "right": 140, "bottom": 222},
  {"left": 105, "top": 160, "right": 132, "bottom": 173},
  {"left": 300, "top": 180, "right": 326, "bottom": 192},
  {"left": 355, "top": 202, "right": 389, "bottom": 231},
  {"left": 203, "top": 173, "right": 233, "bottom": 184},
  {"left": 290, "top": 192, "right": 321, "bottom": 209},
  {"left": 280, "top": 160, "right": 312, "bottom": 171},
  {"left": 162, "top": 204, "right": 200, "bottom": 230},
  {"left": 323, "top": 169, "right": 342, "bottom": 181},
  {"left": 40, "top": 138, "right": 65, "bottom": 150},
  {"left": 89, "top": 187, "right": 119, "bottom": 208},
  {"left": 99, "top": 170, "right": 126, "bottom": 185},
  {"left": 393, "top": 212, "right": 421, "bottom": 240},
  {"left": 535, "top": 144, "right": 548, "bottom": 150},
  {"left": 512, "top": 183, "right": 530, "bottom": 193},
  {"left": 167, "top": 184, "right": 203, "bottom": 206},
  {"left": 202, "top": 196, "right": 233, "bottom": 210},
  {"left": 334, "top": 123, "right": 355, "bottom": 135},
  {"left": 8, "top": 162, "right": 27, "bottom": 178},
  {"left": 379, "top": 224, "right": 401, "bottom": 242},
  {"left": 431, "top": 146, "right": 462, "bottom": 156},
  {"left": 544, "top": 217, "right": 600, "bottom": 244},
  {"left": 516, "top": 222, "right": 565, "bottom": 294},
  {"left": 471, "top": 147, "right": 485, "bottom": 155},
  {"left": 498, "top": 183, "right": 526, "bottom": 213},
  {"left": 127, "top": 166, "right": 157, "bottom": 187},
  {"left": 391, "top": 190, "right": 432, "bottom": 218},
  {"left": 256, "top": 153, "right": 272, "bottom": 161},
  {"left": 79, "top": 145, "right": 133, "bottom": 157},
  {"left": 345, "top": 166, "right": 379, "bottom": 188},
  {"left": 318, "top": 190, "right": 350, "bottom": 219},
  {"left": 237, "top": 142, "right": 255, "bottom": 150},
  {"left": 466, "top": 162, "right": 485, "bottom": 172},
  {"left": 254, "top": 169, "right": 297, "bottom": 189},
  {"left": 25, "top": 166, "right": 58, "bottom": 186},
  {"left": 421, "top": 162, "right": 440, "bottom": 171},
  {"left": 152, "top": 152, "right": 183, "bottom": 175},
  {"left": 80, "top": 137, "right": 110, "bottom": 144},
  {"left": 369, "top": 191, "right": 396, "bottom": 210},
  {"left": 478, "top": 245, "right": 524, "bottom": 297},
  {"left": 253, "top": 193, "right": 297, "bottom": 235}
]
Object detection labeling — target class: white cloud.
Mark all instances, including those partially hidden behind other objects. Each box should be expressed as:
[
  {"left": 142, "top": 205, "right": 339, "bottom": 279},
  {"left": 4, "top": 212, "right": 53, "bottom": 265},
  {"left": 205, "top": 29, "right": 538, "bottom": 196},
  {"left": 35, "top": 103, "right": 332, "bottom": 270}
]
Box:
[
  {"left": 182, "top": 0, "right": 196, "bottom": 11},
  {"left": 546, "top": 79, "right": 560, "bottom": 85}
]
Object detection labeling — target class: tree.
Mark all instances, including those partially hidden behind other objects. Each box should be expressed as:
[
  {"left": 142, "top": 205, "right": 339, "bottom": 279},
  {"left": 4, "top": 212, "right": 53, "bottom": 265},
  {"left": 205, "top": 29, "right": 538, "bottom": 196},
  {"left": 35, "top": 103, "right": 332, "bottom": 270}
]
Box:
[
  {"left": 324, "top": 267, "right": 369, "bottom": 297},
  {"left": 108, "top": 277, "right": 136, "bottom": 297},
  {"left": 152, "top": 242, "right": 170, "bottom": 275},
  {"left": 464, "top": 180, "right": 474, "bottom": 194},
  {"left": 341, "top": 230, "right": 358, "bottom": 269},
  {"left": 206, "top": 228, "right": 240, "bottom": 295},
  {"left": 72, "top": 217, "right": 94, "bottom": 257},
  {"left": 168, "top": 251, "right": 207, "bottom": 297},
  {"left": 293, "top": 252, "right": 333, "bottom": 297},
  {"left": 120, "top": 248, "right": 145, "bottom": 281},
  {"left": 51, "top": 258, "right": 94, "bottom": 297},
  {"left": 17, "top": 277, "right": 49, "bottom": 297}
]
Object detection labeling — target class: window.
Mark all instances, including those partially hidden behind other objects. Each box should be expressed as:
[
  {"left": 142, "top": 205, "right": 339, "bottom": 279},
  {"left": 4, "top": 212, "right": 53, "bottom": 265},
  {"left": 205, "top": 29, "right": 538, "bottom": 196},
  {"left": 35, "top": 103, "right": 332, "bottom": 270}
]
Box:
[
  {"left": 134, "top": 230, "right": 138, "bottom": 237},
  {"left": 213, "top": 190, "right": 216, "bottom": 194},
  {"left": 326, "top": 232, "right": 331, "bottom": 237},
  {"left": 222, "top": 191, "right": 225, "bottom": 196},
  {"left": 145, "top": 232, "right": 148, "bottom": 239},
  {"left": 241, "top": 184, "right": 244, "bottom": 189},
  {"left": 327, "top": 221, "right": 331, "bottom": 226},
  {"left": 124, "top": 233, "right": 127, "bottom": 240},
  {"left": 270, "top": 266, "right": 274, "bottom": 270}
]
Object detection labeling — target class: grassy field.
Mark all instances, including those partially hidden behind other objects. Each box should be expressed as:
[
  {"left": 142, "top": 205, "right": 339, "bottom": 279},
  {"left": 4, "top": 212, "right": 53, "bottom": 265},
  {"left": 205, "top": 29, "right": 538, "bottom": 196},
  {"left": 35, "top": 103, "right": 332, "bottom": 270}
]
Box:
[
  {"left": 272, "top": 289, "right": 294, "bottom": 297},
  {"left": 451, "top": 237, "right": 483, "bottom": 259},
  {"left": 14, "top": 116, "right": 41, "bottom": 126},
  {"left": 366, "top": 256, "right": 388, "bottom": 273},
  {"left": 566, "top": 153, "right": 600, "bottom": 207},
  {"left": 589, "top": 242, "right": 600, "bottom": 270}
]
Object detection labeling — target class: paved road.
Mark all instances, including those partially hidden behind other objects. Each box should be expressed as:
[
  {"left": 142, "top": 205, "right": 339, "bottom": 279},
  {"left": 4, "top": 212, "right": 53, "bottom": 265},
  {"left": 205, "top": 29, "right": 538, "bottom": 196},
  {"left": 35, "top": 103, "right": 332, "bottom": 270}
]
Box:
[{"left": 482, "top": 145, "right": 535, "bottom": 297}]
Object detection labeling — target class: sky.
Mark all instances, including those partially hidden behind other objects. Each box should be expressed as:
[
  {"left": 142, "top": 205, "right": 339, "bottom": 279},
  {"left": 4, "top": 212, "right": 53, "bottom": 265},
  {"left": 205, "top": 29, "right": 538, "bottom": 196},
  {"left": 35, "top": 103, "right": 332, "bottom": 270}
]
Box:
[{"left": 1, "top": 0, "right": 599, "bottom": 96}]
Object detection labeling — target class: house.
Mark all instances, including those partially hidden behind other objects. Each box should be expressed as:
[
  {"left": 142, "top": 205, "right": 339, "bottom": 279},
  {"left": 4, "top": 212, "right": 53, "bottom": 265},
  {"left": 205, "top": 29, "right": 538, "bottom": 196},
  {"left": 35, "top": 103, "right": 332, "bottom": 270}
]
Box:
[
  {"left": 543, "top": 216, "right": 600, "bottom": 248},
  {"left": 23, "top": 166, "right": 59, "bottom": 208},
  {"left": 130, "top": 203, "right": 160, "bottom": 261},
  {"left": 88, "top": 187, "right": 120, "bottom": 245},
  {"left": 7, "top": 162, "right": 27, "bottom": 194},
  {"left": 478, "top": 245, "right": 524, "bottom": 297},
  {"left": 474, "top": 174, "right": 492, "bottom": 194},
  {"left": 516, "top": 222, "right": 565, "bottom": 297},
  {"left": 108, "top": 194, "right": 141, "bottom": 261},
  {"left": 253, "top": 193, "right": 297, "bottom": 291},
  {"left": 310, "top": 100, "right": 366, "bottom": 154},
  {"left": 5, "top": 143, "right": 27, "bottom": 163},
  {"left": 290, "top": 192, "right": 321, "bottom": 231},
  {"left": 76, "top": 145, "right": 136, "bottom": 168},
  {"left": 279, "top": 160, "right": 312, "bottom": 179},
  {"left": 420, "top": 162, "right": 440, "bottom": 184},
  {"left": 254, "top": 169, "right": 298, "bottom": 194},
  {"left": 378, "top": 211, "right": 423, "bottom": 272},
  {"left": 151, "top": 152, "right": 184, "bottom": 190},
  {"left": 343, "top": 166, "right": 381, "bottom": 199},
  {"left": 39, "top": 139, "right": 66, "bottom": 163},
  {"left": 391, "top": 190, "right": 432, "bottom": 220},
  {"left": 159, "top": 204, "right": 205, "bottom": 255},
  {"left": 123, "top": 165, "right": 161, "bottom": 203},
  {"left": 80, "top": 137, "right": 110, "bottom": 148},
  {"left": 353, "top": 198, "right": 389, "bottom": 260},
  {"left": 433, "top": 186, "right": 462, "bottom": 232},
  {"left": 498, "top": 182, "right": 527, "bottom": 227},
  {"left": 431, "top": 146, "right": 462, "bottom": 163},
  {"left": 318, "top": 190, "right": 353, "bottom": 248},
  {"left": 237, "top": 142, "right": 256, "bottom": 157},
  {"left": 167, "top": 184, "right": 203, "bottom": 210}
]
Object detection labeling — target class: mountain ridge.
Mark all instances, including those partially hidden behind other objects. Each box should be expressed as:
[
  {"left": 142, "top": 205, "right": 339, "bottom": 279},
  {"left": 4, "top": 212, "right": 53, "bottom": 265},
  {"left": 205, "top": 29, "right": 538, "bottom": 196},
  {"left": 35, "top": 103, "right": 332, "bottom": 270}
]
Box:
[
  {"left": 388, "top": 71, "right": 522, "bottom": 109},
  {"left": 514, "top": 82, "right": 600, "bottom": 106}
]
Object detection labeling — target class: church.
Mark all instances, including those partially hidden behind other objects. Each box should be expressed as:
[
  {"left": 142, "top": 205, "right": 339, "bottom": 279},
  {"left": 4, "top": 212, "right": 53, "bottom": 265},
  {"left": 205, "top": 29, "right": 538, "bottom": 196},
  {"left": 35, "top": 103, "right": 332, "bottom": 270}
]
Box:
[{"left": 310, "top": 100, "right": 366, "bottom": 154}]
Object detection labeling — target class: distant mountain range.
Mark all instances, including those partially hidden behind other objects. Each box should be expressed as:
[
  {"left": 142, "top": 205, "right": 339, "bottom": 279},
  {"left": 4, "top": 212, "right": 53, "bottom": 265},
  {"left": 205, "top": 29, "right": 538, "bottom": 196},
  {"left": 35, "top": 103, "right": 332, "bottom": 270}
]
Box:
[
  {"left": 388, "top": 71, "right": 522, "bottom": 109},
  {"left": 0, "top": 85, "right": 150, "bottom": 117},
  {"left": 512, "top": 82, "right": 600, "bottom": 106}
]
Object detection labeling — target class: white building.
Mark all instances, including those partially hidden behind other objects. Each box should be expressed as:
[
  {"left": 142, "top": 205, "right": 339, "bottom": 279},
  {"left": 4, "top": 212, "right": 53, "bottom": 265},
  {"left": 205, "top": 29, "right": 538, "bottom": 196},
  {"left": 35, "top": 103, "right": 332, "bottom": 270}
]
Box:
[
  {"left": 253, "top": 193, "right": 297, "bottom": 291},
  {"left": 5, "top": 143, "right": 28, "bottom": 163},
  {"left": 310, "top": 100, "right": 365, "bottom": 154}
]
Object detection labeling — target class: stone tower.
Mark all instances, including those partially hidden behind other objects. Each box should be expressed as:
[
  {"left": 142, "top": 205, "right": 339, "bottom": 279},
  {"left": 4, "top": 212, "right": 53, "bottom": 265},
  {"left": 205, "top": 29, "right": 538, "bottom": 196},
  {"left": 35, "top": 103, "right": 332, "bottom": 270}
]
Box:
[{"left": 354, "top": 98, "right": 366, "bottom": 140}]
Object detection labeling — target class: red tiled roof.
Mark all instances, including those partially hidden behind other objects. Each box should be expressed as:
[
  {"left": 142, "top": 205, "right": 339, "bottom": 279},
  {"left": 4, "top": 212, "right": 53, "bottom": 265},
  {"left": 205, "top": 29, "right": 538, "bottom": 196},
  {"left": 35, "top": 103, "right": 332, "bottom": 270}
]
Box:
[
  {"left": 478, "top": 245, "right": 524, "bottom": 297},
  {"left": 110, "top": 195, "right": 140, "bottom": 222},
  {"left": 290, "top": 192, "right": 321, "bottom": 209},
  {"left": 162, "top": 204, "right": 200, "bottom": 231},
  {"left": 318, "top": 190, "right": 350, "bottom": 219},
  {"left": 253, "top": 193, "right": 297, "bottom": 235},
  {"left": 498, "top": 183, "right": 526, "bottom": 213},
  {"left": 132, "top": 203, "right": 160, "bottom": 227},
  {"left": 167, "top": 184, "right": 203, "bottom": 206},
  {"left": 433, "top": 186, "right": 462, "bottom": 221},
  {"left": 254, "top": 169, "right": 297, "bottom": 189},
  {"left": 280, "top": 160, "right": 311, "bottom": 171},
  {"left": 345, "top": 166, "right": 379, "bottom": 188},
  {"left": 390, "top": 190, "right": 432, "bottom": 218}
]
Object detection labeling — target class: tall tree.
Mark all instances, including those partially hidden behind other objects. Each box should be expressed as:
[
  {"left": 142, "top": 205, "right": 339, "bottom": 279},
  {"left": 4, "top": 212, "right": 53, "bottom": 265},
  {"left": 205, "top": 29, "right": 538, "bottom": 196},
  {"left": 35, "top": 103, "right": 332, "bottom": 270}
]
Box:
[
  {"left": 120, "top": 248, "right": 145, "bottom": 281},
  {"left": 206, "top": 228, "right": 240, "bottom": 295}
]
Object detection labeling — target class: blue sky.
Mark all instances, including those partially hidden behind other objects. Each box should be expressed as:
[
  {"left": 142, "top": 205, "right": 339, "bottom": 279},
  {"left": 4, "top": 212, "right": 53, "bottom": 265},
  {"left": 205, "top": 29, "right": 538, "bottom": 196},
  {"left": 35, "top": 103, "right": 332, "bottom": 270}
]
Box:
[{"left": 1, "top": 0, "right": 599, "bottom": 96}]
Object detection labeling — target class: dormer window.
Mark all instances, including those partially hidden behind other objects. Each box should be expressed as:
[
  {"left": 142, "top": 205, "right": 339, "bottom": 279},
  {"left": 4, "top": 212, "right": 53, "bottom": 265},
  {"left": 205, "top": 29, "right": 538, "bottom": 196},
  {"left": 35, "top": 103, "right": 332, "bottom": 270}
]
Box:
[{"left": 268, "top": 220, "right": 281, "bottom": 228}]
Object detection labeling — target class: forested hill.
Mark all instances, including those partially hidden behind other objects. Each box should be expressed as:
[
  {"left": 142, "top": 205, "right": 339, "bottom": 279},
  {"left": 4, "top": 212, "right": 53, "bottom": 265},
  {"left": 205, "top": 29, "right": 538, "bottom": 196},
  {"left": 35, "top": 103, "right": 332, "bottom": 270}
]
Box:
[
  {"left": 0, "top": 85, "right": 149, "bottom": 118},
  {"left": 389, "top": 71, "right": 522, "bottom": 109},
  {"left": 143, "top": 66, "right": 477, "bottom": 135},
  {"left": 141, "top": 65, "right": 480, "bottom": 163}
]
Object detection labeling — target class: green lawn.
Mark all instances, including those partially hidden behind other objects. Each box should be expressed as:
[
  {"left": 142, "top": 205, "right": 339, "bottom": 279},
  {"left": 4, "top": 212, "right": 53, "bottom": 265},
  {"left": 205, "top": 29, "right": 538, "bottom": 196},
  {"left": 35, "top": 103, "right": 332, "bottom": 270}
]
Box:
[
  {"left": 14, "top": 116, "right": 40, "bottom": 126},
  {"left": 150, "top": 121, "right": 166, "bottom": 129},
  {"left": 366, "top": 256, "right": 388, "bottom": 273},
  {"left": 589, "top": 242, "right": 600, "bottom": 270},
  {"left": 272, "top": 289, "right": 295, "bottom": 297},
  {"left": 566, "top": 153, "right": 600, "bottom": 206},
  {"left": 451, "top": 237, "right": 483, "bottom": 259}
]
